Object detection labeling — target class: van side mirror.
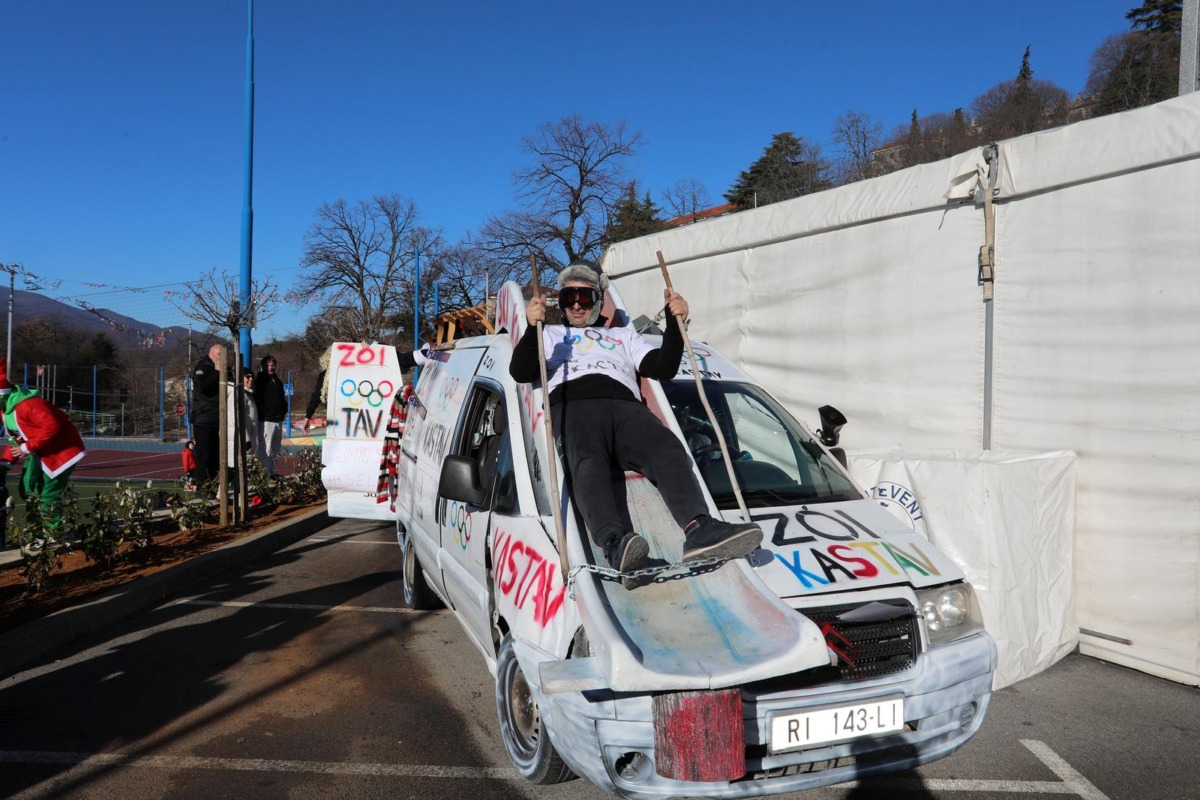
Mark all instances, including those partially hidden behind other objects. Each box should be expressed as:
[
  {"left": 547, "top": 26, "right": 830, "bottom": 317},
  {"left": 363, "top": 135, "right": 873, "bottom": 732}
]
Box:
[
  {"left": 438, "top": 455, "right": 486, "bottom": 506},
  {"left": 817, "top": 405, "right": 847, "bottom": 447}
]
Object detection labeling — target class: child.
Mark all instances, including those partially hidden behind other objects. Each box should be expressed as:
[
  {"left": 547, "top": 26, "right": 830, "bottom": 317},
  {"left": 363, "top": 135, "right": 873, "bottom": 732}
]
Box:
[{"left": 181, "top": 439, "right": 198, "bottom": 490}]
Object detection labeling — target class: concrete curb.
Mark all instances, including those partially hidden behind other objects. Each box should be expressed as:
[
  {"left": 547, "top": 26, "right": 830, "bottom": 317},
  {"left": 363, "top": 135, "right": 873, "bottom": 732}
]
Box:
[{"left": 0, "top": 506, "right": 335, "bottom": 679}]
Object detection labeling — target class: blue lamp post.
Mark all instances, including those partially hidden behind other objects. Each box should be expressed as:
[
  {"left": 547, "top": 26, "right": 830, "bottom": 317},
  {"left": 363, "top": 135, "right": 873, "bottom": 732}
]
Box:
[{"left": 238, "top": 0, "right": 255, "bottom": 371}]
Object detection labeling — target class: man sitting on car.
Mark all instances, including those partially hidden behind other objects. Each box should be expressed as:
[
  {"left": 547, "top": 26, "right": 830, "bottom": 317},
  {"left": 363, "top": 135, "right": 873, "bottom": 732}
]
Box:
[{"left": 510, "top": 260, "right": 762, "bottom": 588}]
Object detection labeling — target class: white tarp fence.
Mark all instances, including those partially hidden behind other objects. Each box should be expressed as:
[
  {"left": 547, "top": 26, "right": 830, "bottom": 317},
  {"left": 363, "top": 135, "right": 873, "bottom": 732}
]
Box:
[
  {"left": 848, "top": 449, "right": 1078, "bottom": 690},
  {"left": 603, "top": 93, "right": 1200, "bottom": 686}
]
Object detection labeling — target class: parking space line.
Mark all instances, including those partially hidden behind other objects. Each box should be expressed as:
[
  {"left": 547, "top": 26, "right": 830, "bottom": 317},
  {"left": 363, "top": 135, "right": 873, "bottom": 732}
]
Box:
[
  {"left": 0, "top": 751, "right": 517, "bottom": 780},
  {"left": 914, "top": 778, "right": 1077, "bottom": 793},
  {"left": 177, "top": 599, "right": 421, "bottom": 614},
  {"left": 1022, "top": 739, "right": 1111, "bottom": 800},
  {"left": 0, "top": 741, "right": 1109, "bottom": 796},
  {"left": 306, "top": 538, "right": 397, "bottom": 545}
]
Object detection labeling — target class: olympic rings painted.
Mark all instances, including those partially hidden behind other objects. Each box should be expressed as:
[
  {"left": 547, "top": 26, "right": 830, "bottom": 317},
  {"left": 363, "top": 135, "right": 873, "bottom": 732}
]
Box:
[
  {"left": 447, "top": 501, "right": 472, "bottom": 549},
  {"left": 339, "top": 378, "right": 388, "bottom": 408},
  {"left": 436, "top": 376, "right": 462, "bottom": 412}
]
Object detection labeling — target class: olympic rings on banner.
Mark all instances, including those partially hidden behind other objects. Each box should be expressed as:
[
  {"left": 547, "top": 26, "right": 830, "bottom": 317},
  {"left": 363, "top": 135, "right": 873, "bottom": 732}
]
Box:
[{"left": 339, "top": 378, "right": 388, "bottom": 408}]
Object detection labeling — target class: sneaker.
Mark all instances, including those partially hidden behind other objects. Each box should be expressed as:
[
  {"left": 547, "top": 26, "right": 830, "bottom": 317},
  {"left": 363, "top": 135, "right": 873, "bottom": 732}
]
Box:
[
  {"left": 605, "top": 532, "right": 649, "bottom": 589},
  {"left": 682, "top": 516, "right": 763, "bottom": 562}
]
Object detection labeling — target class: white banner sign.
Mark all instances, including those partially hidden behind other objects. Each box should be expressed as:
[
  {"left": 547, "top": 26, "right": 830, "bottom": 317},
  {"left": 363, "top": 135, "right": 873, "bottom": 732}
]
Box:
[{"left": 321, "top": 342, "right": 404, "bottom": 520}]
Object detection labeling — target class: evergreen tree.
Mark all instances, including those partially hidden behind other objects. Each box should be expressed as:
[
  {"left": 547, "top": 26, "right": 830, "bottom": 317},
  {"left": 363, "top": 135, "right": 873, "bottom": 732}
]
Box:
[
  {"left": 604, "top": 182, "right": 667, "bottom": 244},
  {"left": 724, "top": 132, "right": 831, "bottom": 210},
  {"left": 902, "top": 109, "right": 924, "bottom": 168},
  {"left": 1126, "top": 0, "right": 1183, "bottom": 34}
]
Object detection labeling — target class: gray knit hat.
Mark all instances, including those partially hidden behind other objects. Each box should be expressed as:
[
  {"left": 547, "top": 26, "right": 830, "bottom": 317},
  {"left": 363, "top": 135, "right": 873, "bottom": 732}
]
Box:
[{"left": 557, "top": 259, "right": 609, "bottom": 325}]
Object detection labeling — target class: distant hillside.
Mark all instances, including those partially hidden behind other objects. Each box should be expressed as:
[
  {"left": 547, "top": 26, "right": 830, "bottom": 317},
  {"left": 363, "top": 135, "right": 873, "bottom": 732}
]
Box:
[{"left": 11, "top": 290, "right": 191, "bottom": 346}]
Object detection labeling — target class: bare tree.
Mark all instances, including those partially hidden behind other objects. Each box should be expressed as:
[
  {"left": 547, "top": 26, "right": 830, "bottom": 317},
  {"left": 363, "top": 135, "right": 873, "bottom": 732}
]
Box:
[
  {"left": 1085, "top": 31, "right": 1179, "bottom": 115},
  {"left": 298, "top": 194, "right": 443, "bottom": 342},
  {"left": 174, "top": 267, "right": 278, "bottom": 345},
  {"left": 661, "top": 178, "right": 713, "bottom": 224},
  {"left": 830, "top": 110, "right": 885, "bottom": 184},
  {"left": 172, "top": 268, "right": 278, "bottom": 524},
  {"left": 475, "top": 114, "right": 644, "bottom": 281},
  {"left": 432, "top": 243, "right": 497, "bottom": 313}
]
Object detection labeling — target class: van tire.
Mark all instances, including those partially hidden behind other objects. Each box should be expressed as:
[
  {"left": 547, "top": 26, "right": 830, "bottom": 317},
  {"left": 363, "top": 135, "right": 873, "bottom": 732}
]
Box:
[
  {"left": 401, "top": 531, "right": 438, "bottom": 610},
  {"left": 495, "top": 635, "right": 575, "bottom": 784}
]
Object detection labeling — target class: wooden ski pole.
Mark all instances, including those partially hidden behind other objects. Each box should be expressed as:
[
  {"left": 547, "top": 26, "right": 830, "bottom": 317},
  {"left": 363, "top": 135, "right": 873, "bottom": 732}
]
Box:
[
  {"left": 530, "top": 255, "right": 571, "bottom": 579},
  {"left": 656, "top": 250, "right": 752, "bottom": 523}
]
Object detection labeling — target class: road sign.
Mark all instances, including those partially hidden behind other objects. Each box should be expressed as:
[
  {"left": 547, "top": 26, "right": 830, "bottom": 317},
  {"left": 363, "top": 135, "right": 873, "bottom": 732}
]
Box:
[{"left": 174, "top": 403, "right": 186, "bottom": 415}]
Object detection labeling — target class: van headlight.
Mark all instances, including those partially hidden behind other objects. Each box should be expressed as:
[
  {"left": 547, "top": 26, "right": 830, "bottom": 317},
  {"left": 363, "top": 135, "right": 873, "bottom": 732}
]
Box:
[{"left": 917, "top": 583, "right": 985, "bottom": 646}]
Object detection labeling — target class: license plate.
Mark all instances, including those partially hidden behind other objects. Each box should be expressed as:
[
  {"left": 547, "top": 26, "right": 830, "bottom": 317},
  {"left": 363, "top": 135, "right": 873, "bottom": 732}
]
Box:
[{"left": 769, "top": 697, "right": 904, "bottom": 753}]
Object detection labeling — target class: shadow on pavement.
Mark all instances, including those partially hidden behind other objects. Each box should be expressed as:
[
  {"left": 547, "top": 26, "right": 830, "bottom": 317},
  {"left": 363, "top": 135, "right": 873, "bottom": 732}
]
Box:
[{"left": 0, "top": 535, "right": 535, "bottom": 799}]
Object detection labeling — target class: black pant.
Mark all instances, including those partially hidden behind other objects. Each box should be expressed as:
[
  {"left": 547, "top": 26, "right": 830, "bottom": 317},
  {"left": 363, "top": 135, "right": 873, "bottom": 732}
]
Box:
[
  {"left": 192, "top": 424, "right": 220, "bottom": 484},
  {"left": 553, "top": 398, "right": 707, "bottom": 549}
]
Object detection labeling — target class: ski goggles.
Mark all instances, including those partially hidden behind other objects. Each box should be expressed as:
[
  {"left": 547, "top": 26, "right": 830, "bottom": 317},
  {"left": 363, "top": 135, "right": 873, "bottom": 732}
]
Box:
[{"left": 558, "top": 286, "right": 599, "bottom": 309}]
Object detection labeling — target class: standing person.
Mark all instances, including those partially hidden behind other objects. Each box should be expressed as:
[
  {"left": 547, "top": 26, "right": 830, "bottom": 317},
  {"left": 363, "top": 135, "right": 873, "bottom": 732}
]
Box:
[
  {"left": 253, "top": 355, "right": 286, "bottom": 476},
  {"left": 509, "top": 261, "right": 762, "bottom": 588},
  {"left": 299, "top": 350, "right": 330, "bottom": 435},
  {"left": 190, "top": 344, "right": 222, "bottom": 485},
  {"left": 0, "top": 358, "right": 87, "bottom": 534},
  {"left": 229, "top": 367, "right": 259, "bottom": 479},
  {"left": 181, "top": 440, "right": 198, "bottom": 490}
]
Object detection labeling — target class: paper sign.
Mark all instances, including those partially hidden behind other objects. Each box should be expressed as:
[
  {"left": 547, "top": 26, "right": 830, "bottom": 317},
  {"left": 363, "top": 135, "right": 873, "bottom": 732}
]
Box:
[{"left": 322, "top": 342, "right": 404, "bottom": 520}]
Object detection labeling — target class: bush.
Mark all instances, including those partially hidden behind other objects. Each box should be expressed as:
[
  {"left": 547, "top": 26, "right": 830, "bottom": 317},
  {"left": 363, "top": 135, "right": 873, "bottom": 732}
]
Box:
[{"left": 13, "top": 493, "right": 70, "bottom": 591}]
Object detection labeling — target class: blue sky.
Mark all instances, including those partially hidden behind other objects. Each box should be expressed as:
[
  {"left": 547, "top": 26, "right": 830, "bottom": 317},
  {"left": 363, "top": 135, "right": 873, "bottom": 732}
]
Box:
[{"left": 1, "top": 0, "right": 1136, "bottom": 339}]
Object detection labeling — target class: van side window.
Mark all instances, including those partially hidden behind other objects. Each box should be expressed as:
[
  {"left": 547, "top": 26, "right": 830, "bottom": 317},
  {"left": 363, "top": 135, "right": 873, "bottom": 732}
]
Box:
[
  {"left": 491, "top": 430, "right": 518, "bottom": 514},
  {"left": 455, "top": 385, "right": 516, "bottom": 513}
]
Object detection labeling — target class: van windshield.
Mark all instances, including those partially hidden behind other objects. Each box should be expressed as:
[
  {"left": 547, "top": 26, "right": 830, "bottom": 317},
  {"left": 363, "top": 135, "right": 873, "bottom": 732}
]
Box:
[{"left": 662, "top": 380, "right": 860, "bottom": 509}]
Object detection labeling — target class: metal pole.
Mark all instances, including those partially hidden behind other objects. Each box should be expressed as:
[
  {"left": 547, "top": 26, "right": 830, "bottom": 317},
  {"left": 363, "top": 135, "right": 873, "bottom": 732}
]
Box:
[
  {"left": 5, "top": 265, "right": 13, "bottom": 366},
  {"left": 1183, "top": 0, "right": 1200, "bottom": 95},
  {"left": 92, "top": 364, "right": 97, "bottom": 437},
  {"left": 238, "top": 0, "right": 255, "bottom": 371},
  {"left": 159, "top": 366, "right": 165, "bottom": 440},
  {"left": 285, "top": 369, "right": 292, "bottom": 438},
  {"left": 412, "top": 248, "right": 421, "bottom": 384}
]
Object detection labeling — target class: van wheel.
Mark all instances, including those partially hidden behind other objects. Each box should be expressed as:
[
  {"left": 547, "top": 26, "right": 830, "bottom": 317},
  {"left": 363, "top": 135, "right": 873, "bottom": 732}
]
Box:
[
  {"left": 495, "top": 635, "right": 575, "bottom": 784},
  {"left": 401, "top": 531, "right": 438, "bottom": 610}
]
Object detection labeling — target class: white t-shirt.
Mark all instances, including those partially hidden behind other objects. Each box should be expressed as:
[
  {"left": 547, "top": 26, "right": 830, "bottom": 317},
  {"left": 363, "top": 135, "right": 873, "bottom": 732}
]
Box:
[{"left": 540, "top": 325, "right": 655, "bottom": 400}]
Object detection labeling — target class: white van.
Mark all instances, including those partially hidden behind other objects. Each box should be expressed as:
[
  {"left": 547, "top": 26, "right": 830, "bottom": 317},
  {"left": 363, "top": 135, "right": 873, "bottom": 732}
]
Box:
[{"left": 325, "top": 280, "right": 996, "bottom": 798}]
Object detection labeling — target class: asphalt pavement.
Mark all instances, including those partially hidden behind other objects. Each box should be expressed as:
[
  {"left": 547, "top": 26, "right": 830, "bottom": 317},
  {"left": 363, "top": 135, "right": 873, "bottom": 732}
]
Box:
[
  {"left": 0, "top": 517, "right": 1196, "bottom": 800},
  {"left": 0, "top": 506, "right": 334, "bottom": 679}
]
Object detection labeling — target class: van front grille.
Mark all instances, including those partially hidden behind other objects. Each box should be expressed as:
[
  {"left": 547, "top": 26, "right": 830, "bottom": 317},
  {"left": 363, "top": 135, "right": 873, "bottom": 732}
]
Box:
[
  {"left": 743, "top": 600, "right": 918, "bottom": 693},
  {"left": 804, "top": 601, "right": 918, "bottom": 682}
]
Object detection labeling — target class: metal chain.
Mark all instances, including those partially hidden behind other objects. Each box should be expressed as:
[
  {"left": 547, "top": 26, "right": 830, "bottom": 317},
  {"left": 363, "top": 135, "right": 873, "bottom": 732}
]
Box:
[{"left": 566, "top": 554, "right": 739, "bottom": 598}]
